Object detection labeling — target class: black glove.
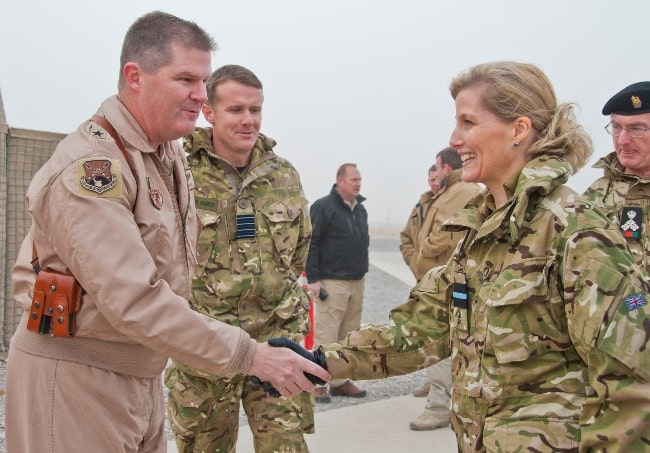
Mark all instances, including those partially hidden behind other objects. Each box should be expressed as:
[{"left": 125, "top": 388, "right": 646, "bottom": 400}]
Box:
[
  {"left": 251, "top": 376, "right": 281, "bottom": 398},
  {"left": 251, "top": 338, "right": 328, "bottom": 397},
  {"left": 268, "top": 337, "right": 328, "bottom": 385}
]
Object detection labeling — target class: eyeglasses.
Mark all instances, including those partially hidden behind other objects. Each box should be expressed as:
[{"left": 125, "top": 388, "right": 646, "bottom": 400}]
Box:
[{"left": 604, "top": 122, "right": 650, "bottom": 138}]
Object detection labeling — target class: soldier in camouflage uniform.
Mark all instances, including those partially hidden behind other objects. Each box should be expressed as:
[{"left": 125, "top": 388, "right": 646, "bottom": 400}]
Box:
[
  {"left": 584, "top": 81, "right": 650, "bottom": 275},
  {"left": 165, "top": 65, "right": 315, "bottom": 453},
  {"left": 307, "top": 62, "right": 650, "bottom": 452}
]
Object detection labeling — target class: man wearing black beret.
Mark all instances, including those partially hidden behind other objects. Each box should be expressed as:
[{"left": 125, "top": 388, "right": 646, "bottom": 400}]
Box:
[{"left": 584, "top": 81, "right": 650, "bottom": 274}]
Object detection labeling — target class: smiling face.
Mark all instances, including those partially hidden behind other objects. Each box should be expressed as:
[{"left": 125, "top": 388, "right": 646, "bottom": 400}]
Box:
[
  {"left": 202, "top": 79, "right": 263, "bottom": 167},
  {"left": 610, "top": 113, "right": 650, "bottom": 177},
  {"left": 449, "top": 84, "right": 528, "bottom": 202},
  {"left": 135, "top": 42, "right": 212, "bottom": 147}
]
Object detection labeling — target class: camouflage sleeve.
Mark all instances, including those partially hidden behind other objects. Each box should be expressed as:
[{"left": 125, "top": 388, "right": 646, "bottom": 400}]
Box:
[
  {"left": 290, "top": 194, "right": 312, "bottom": 278},
  {"left": 320, "top": 265, "right": 451, "bottom": 380},
  {"left": 562, "top": 227, "right": 650, "bottom": 451}
]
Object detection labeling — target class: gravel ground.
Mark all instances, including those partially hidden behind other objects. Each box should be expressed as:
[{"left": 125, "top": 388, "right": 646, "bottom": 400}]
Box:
[
  {"left": 312, "top": 261, "right": 426, "bottom": 414},
  {"left": 232, "top": 260, "right": 427, "bottom": 431},
  {"left": 0, "top": 242, "right": 425, "bottom": 448}
]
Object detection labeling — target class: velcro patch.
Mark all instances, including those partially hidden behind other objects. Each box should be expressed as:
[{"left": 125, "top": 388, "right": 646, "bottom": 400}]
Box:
[
  {"left": 625, "top": 293, "right": 647, "bottom": 312},
  {"left": 620, "top": 206, "right": 642, "bottom": 239},
  {"left": 195, "top": 196, "right": 217, "bottom": 211},
  {"left": 77, "top": 158, "right": 122, "bottom": 197},
  {"left": 236, "top": 214, "right": 256, "bottom": 239},
  {"left": 452, "top": 282, "right": 469, "bottom": 309}
]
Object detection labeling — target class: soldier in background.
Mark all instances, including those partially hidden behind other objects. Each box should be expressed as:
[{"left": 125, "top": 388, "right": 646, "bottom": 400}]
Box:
[
  {"left": 584, "top": 81, "right": 650, "bottom": 275},
  {"left": 400, "top": 163, "right": 441, "bottom": 281},
  {"left": 399, "top": 148, "right": 481, "bottom": 431},
  {"left": 165, "top": 65, "right": 315, "bottom": 453}
]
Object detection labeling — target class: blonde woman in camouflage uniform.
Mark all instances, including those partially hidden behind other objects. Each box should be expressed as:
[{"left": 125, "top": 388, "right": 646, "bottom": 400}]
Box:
[
  {"left": 165, "top": 65, "right": 315, "bottom": 452},
  {"left": 283, "top": 61, "right": 650, "bottom": 451}
]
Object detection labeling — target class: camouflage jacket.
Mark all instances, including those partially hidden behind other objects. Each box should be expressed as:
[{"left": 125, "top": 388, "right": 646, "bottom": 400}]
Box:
[
  {"left": 183, "top": 127, "right": 312, "bottom": 345},
  {"left": 584, "top": 151, "right": 650, "bottom": 275},
  {"left": 399, "top": 169, "right": 481, "bottom": 281},
  {"left": 321, "top": 156, "right": 650, "bottom": 452}
]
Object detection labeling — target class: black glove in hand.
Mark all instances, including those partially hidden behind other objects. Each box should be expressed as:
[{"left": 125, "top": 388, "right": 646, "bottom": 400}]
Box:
[
  {"left": 252, "top": 338, "right": 328, "bottom": 397},
  {"left": 251, "top": 376, "right": 281, "bottom": 398},
  {"left": 268, "top": 337, "right": 328, "bottom": 385}
]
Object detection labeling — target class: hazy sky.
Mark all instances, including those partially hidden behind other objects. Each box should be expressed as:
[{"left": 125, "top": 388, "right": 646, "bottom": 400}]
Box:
[{"left": 2, "top": 0, "right": 649, "bottom": 227}]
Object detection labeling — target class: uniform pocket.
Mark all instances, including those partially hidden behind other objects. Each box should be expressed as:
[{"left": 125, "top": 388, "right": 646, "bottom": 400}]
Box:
[
  {"left": 484, "top": 257, "right": 570, "bottom": 364},
  {"left": 194, "top": 207, "right": 230, "bottom": 274},
  {"left": 483, "top": 416, "right": 578, "bottom": 452},
  {"left": 259, "top": 196, "right": 305, "bottom": 268},
  {"left": 579, "top": 261, "right": 650, "bottom": 380}
]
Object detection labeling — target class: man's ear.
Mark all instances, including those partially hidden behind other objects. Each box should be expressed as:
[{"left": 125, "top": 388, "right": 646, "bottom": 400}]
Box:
[
  {"left": 122, "top": 62, "right": 141, "bottom": 90},
  {"left": 202, "top": 103, "right": 215, "bottom": 124}
]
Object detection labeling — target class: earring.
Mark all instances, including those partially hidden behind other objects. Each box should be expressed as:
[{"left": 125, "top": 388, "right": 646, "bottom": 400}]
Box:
[{"left": 514, "top": 142, "right": 519, "bottom": 147}]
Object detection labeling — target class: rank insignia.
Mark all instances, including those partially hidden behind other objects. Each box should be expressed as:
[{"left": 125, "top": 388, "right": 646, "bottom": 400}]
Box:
[
  {"left": 147, "top": 177, "right": 164, "bottom": 210},
  {"left": 452, "top": 282, "right": 469, "bottom": 309},
  {"left": 625, "top": 293, "right": 647, "bottom": 312},
  {"left": 452, "top": 282, "right": 469, "bottom": 331},
  {"left": 77, "top": 158, "right": 121, "bottom": 197},
  {"left": 620, "top": 206, "right": 642, "bottom": 239}
]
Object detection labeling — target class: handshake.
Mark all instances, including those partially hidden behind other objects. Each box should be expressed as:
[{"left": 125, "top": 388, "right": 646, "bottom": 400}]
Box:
[{"left": 252, "top": 337, "right": 328, "bottom": 397}]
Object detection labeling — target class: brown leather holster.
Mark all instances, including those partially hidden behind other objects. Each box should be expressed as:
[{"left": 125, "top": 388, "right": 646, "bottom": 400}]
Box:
[
  {"left": 27, "top": 241, "right": 83, "bottom": 337},
  {"left": 27, "top": 269, "right": 83, "bottom": 337}
]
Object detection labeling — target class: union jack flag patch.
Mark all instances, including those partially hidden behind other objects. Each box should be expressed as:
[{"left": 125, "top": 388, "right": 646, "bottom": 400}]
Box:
[{"left": 625, "top": 293, "right": 647, "bottom": 312}]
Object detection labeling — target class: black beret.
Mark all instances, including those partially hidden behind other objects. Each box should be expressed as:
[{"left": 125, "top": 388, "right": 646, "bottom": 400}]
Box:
[{"left": 602, "top": 81, "right": 650, "bottom": 115}]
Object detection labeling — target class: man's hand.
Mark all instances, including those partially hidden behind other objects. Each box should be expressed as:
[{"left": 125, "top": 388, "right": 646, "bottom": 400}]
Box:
[
  {"left": 248, "top": 339, "right": 330, "bottom": 398},
  {"left": 268, "top": 337, "right": 328, "bottom": 385},
  {"left": 306, "top": 282, "right": 321, "bottom": 298}
]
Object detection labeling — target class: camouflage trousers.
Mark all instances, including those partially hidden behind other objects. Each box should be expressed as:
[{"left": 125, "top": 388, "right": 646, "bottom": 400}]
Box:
[{"left": 165, "top": 365, "right": 315, "bottom": 453}]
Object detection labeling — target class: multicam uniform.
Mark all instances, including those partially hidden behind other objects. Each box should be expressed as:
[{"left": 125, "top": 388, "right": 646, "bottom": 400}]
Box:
[
  {"left": 583, "top": 151, "right": 650, "bottom": 274},
  {"left": 399, "top": 168, "right": 481, "bottom": 423},
  {"left": 320, "top": 156, "right": 650, "bottom": 452},
  {"left": 165, "top": 127, "right": 313, "bottom": 453}
]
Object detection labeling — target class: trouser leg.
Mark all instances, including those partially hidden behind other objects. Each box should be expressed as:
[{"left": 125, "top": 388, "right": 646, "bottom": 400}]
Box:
[
  {"left": 424, "top": 356, "right": 452, "bottom": 418},
  {"left": 243, "top": 377, "right": 314, "bottom": 453},
  {"left": 7, "top": 346, "right": 165, "bottom": 453}
]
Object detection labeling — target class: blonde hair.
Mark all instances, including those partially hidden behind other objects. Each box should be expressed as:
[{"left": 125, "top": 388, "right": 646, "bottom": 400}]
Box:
[{"left": 450, "top": 61, "right": 592, "bottom": 173}]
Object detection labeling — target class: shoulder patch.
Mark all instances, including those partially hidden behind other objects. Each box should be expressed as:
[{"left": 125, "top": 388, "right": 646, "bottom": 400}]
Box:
[
  {"left": 77, "top": 158, "right": 122, "bottom": 197},
  {"left": 625, "top": 293, "right": 647, "bottom": 312}
]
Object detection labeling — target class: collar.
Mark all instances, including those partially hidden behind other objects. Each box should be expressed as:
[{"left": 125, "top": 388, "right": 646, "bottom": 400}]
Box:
[
  {"left": 98, "top": 95, "right": 157, "bottom": 154},
  {"left": 183, "top": 127, "right": 276, "bottom": 164},
  {"left": 330, "top": 184, "right": 366, "bottom": 207},
  {"left": 442, "top": 156, "right": 571, "bottom": 244},
  {"left": 593, "top": 151, "right": 650, "bottom": 183}
]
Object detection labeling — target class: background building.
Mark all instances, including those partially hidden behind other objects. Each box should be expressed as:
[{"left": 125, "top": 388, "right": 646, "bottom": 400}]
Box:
[{"left": 0, "top": 88, "right": 65, "bottom": 347}]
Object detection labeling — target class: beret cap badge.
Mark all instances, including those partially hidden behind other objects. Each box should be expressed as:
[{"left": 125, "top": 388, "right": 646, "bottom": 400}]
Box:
[{"left": 602, "top": 81, "right": 650, "bottom": 115}]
